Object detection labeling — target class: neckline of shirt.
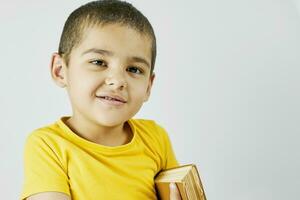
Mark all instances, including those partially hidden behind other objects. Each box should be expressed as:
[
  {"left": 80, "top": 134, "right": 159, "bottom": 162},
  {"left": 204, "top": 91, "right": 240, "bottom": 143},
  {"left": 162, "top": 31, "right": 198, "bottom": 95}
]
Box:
[{"left": 57, "top": 116, "right": 138, "bottom": 152}]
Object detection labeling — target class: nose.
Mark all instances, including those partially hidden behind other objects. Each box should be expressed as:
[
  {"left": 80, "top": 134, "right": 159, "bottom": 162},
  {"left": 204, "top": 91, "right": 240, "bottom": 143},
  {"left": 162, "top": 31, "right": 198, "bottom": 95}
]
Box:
[{"left": 105, "top": 70, "right": 127, "bottom": 90}]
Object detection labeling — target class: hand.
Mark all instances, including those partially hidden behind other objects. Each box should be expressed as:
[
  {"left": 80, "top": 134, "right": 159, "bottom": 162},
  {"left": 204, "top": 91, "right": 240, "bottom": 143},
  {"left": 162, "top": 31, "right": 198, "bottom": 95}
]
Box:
[{"left": 169, "top": 183, "right": 182, "bottom": 200}]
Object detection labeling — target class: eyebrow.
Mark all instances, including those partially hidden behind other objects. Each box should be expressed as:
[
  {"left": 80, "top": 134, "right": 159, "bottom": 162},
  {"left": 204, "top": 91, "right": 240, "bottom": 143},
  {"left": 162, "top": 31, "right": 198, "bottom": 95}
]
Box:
[
  {"left": 130, "top": 56, "right": 150, "bottom": 68},
  {"left": 82, "top": 48, "right": 113, "bottom": 56},
  {"left": 82, "top": 48, "right": 150, "bottom": 68}
]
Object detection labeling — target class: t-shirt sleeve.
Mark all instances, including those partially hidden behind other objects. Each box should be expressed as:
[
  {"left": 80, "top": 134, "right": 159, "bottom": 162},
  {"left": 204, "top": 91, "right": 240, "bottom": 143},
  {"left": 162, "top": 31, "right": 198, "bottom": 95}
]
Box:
[
  {"left": 21, "top": 132, "right": 70, "bottom": 200},
  {"left": 155, "top": 123, "right": 179, "bottom": 170}
]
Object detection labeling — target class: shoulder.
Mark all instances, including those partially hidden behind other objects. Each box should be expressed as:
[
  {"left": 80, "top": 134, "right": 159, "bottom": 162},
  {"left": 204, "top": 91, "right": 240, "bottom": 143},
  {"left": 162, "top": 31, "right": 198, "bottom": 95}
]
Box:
[
  {"left": 23, "top": 122, "right": 69, "bottom": 171},
  {"left": 129, "top": 118, "right": 168, "bottom": 136},
  {"left": 24, "top": 121, "right": 67, "bottom": 156},
  {"left": 129, "top": 118, "right": 156, "bottom": 128},
  {"left": 130, "top": 118, "right": 176, "bottom": 169},
  {"left": 129, "top": 118, "right": 171, "bottom": 148},
  {"left": 25, "top": 122, "right": 62, "bottom": 143}
]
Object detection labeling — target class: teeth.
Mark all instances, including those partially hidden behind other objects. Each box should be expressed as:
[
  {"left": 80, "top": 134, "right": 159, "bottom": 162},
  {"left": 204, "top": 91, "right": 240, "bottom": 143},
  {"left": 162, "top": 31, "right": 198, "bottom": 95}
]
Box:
[{"left": 104, "top": 96, "right": 118, "bottom": 101}]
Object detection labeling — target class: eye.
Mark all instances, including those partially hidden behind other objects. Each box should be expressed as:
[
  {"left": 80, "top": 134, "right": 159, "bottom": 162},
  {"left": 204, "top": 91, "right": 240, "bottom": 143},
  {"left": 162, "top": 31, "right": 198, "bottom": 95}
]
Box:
[
  {"left": 90, "top": 59, "right": 107, "bottom": 67},
  {"left": 127, "top": 66, "right": 143, "bottom": 74}
]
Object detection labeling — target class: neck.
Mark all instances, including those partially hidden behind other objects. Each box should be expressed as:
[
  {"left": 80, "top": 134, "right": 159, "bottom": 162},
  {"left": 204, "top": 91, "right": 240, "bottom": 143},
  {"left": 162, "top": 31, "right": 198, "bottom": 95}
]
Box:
[{"left": 65, "top": 114, "right": 132, "bottom": 147}]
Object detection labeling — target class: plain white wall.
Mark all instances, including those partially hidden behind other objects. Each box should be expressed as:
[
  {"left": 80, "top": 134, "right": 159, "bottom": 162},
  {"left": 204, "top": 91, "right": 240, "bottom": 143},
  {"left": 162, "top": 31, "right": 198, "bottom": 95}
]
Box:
[{"left": 0, "top": 0, "right": 299, "bottom": 199}]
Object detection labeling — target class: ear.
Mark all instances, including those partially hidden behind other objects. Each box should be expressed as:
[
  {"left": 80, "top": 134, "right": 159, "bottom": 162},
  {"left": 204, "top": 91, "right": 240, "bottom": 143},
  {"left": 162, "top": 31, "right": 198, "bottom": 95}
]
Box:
[
  {"left": 144, "top": 73, "right": 155, "bottom": 102},
  {"left": 50, "top": 53, "right": 68, "bottom": 88}
]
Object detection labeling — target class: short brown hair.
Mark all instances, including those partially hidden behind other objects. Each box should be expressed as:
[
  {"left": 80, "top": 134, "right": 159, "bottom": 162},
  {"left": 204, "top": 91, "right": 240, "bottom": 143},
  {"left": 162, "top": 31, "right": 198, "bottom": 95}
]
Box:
[{"left": 58, "top": 0, "right": 156, "bottom": 75}]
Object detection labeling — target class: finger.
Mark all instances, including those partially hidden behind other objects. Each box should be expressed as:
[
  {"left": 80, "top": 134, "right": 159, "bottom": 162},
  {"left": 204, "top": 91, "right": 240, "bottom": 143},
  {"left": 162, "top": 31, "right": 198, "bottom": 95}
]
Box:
[{"left": 169, "top": 182, "right": 182, "bottom": 200}]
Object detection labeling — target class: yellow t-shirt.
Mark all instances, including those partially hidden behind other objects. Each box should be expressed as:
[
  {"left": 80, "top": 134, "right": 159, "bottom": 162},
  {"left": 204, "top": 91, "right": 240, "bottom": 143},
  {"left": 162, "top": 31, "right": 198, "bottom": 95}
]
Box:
[{"left": 21, "top": 117, "right": 178, "bottom": 200}]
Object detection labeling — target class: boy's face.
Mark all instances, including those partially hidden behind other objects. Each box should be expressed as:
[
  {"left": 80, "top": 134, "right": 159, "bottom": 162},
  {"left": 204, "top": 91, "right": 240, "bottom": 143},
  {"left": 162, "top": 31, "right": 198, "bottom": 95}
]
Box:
[{"left": 51, "top": 24, "right": 155, "bottom": 127}]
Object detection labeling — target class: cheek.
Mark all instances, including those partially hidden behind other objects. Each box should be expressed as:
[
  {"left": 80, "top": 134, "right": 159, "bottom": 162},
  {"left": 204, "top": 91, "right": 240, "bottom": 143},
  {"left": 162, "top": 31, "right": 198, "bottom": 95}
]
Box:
[
  {"left": 68, "top": 71, "right": 100, "bottom": 97},
  {"left": 130, "top": 83, "right": 148, "bottom": 99}
]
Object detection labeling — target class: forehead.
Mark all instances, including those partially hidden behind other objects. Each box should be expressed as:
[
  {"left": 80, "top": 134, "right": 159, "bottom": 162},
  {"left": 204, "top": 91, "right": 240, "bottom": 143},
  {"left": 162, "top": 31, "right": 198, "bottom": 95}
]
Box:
[{"left": 72, "top": 24, "right": 152, "bottom": 61}]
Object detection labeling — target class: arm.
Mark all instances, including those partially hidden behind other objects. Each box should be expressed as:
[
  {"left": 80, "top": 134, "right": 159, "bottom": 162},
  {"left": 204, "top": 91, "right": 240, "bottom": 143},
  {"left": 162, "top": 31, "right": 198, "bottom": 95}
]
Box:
[
  {"left": 21, "top": 134, "right": 70, "bottom": 199},
  {"left": 26, "top": 192, "right": 71, "bottom": 200}
]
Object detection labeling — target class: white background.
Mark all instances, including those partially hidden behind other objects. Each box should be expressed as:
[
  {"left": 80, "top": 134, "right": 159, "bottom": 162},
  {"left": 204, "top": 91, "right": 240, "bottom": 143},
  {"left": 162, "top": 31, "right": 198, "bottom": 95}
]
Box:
[{"left": 1, "top": 0, "right": 299, "bottom": 199}]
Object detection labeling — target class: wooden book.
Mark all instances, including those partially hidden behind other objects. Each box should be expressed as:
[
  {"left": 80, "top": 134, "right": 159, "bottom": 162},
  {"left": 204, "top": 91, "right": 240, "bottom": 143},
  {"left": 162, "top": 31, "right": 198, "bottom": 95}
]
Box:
[{"left": 155, "top": 164, "right": 207, "bottom": 200}]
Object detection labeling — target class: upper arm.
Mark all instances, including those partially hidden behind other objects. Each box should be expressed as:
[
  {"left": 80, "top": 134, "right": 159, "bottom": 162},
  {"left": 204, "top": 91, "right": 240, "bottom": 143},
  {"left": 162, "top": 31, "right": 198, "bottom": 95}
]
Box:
[
  {"left": 155, "top": 122, "right": 179, "bottom": 169},
  {"left": 26, "top": 192, "right": 71, "bottom": 200},
  {"left": 21, "top": 133, "right": 70, "bottom": 199}
]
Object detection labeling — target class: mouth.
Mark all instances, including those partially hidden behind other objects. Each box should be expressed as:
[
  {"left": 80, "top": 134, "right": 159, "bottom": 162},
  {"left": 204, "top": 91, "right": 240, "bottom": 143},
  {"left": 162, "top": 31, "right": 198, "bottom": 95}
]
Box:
[{"left": 96, "top": 95, "right": 127, "bottom": 106}]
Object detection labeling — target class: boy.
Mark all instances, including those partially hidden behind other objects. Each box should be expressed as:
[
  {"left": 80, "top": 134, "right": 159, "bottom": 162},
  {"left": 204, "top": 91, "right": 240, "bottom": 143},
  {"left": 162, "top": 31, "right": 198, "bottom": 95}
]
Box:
[{"left": 21, "top": 1, "right": 181, "bottom": 199}]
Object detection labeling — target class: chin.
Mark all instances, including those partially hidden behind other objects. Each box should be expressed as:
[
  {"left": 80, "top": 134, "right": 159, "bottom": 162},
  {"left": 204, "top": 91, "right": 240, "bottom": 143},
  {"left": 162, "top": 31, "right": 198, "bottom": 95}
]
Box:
[{"left": 95, "top": 116, "right": 127, "bottom": 127}]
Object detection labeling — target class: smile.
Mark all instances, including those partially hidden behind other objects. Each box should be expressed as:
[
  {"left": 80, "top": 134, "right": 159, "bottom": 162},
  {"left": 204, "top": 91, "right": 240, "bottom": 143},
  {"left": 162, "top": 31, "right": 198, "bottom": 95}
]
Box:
[{"left": 97, "top": 96, "right": 126, "bottom": 106}]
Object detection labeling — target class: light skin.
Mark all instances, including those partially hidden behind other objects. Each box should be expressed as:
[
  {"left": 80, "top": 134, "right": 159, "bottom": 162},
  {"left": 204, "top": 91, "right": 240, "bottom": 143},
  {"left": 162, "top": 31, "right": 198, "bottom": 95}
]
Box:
[
  {"left": 27, "top": 24, "right": 181, "bottom": 200},
  {"left": 52, "top": 24, "right": 155, "bottom": 146}
]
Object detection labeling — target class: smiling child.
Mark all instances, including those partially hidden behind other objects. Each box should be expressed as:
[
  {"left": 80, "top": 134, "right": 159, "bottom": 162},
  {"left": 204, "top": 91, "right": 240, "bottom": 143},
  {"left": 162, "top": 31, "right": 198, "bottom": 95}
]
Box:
[{"left": 21, "top": 1, "right": 181, "bottom": 199}]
